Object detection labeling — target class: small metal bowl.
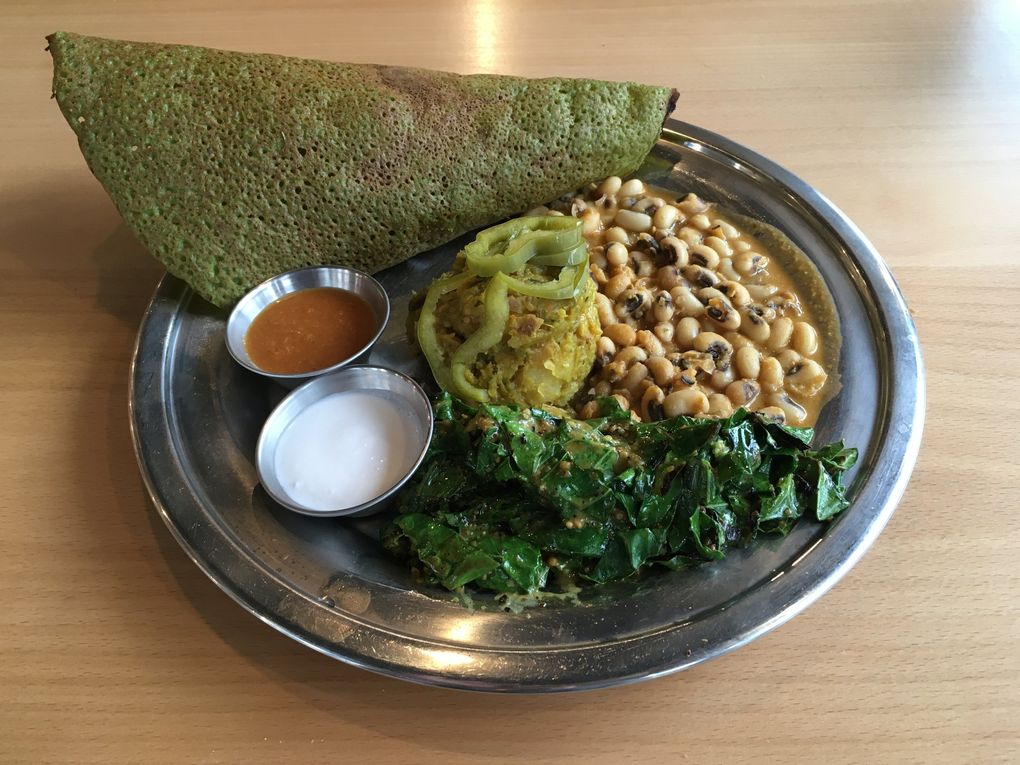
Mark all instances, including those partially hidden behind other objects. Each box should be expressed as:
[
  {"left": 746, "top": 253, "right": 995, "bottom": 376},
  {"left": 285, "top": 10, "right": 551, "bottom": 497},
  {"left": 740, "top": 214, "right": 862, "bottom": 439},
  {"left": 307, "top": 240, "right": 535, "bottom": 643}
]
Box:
[
  {"left": 255, "top": 365, "right": 433, "bottom": 518},
  {"left": 225, "top": 266, "right": 390, "bottom": 387}
]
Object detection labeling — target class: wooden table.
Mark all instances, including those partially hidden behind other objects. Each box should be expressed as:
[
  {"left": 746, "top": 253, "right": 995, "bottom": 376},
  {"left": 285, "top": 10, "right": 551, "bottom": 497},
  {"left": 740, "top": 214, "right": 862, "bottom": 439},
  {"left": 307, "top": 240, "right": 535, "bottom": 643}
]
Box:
[{"left": 2, "top": 1, "right": 1017, "bottom": 762}]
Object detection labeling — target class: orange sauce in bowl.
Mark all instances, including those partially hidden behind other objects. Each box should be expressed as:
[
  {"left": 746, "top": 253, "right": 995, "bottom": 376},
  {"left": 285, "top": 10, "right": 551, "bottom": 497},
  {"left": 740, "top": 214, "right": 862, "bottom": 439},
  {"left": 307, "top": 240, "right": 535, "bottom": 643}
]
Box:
[{"left": 244, "top": 288, "right": 378, "bottom": 375}]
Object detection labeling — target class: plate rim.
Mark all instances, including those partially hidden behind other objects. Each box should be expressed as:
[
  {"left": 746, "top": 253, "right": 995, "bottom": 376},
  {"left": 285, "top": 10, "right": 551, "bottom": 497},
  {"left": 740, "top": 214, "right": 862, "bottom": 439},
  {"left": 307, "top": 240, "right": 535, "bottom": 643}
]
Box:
[{"left": 129, "top": 119, "right": 925, "bottom": 692}]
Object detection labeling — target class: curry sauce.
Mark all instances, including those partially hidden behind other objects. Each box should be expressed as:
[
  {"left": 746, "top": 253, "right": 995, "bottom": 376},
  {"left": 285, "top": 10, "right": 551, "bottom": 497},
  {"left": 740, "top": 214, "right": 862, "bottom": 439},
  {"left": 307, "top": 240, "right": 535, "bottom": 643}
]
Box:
[{"left": 245, "top": 287, "right": 377, "bottom": 375}]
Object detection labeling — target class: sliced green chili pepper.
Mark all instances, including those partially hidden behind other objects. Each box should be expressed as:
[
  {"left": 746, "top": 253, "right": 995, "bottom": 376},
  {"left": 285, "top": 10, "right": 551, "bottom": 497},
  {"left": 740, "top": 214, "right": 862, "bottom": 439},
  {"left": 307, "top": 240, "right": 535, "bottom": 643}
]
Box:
[
  {"left": 448, "top": 273, "right": 511, "bottom": 402},
  {"left": 417, "top": 271, "right": 475, "bottom": 394},
  {"left": 529, "top": 241, "right": 588, "bottom": 267},
  {"left": 501, "top": 252, "right": 590, "bottom": 300},
  {"left": 464, "top": 216, "right": 583, "bottom": 276}
]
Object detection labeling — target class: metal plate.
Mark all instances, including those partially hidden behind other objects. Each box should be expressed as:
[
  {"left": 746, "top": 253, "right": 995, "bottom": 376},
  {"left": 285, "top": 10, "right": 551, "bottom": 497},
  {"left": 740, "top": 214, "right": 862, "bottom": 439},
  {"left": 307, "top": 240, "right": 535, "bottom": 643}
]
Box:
[{"left": 130, "top": 120, "right": 924, "bottom": 692}]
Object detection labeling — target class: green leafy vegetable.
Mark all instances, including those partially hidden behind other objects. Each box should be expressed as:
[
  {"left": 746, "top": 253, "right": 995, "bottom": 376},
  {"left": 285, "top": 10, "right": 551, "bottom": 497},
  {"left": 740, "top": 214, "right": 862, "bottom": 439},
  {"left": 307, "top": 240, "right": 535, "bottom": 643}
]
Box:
[{"left": 382, "top": 394, "right": 858, "bottom": 596}]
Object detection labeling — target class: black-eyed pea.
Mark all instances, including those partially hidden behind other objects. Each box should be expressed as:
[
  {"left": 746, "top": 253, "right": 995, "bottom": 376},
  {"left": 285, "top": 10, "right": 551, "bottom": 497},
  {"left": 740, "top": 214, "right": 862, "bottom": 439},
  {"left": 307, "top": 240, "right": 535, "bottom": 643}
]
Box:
[
  {"left": 717, "top": 258, "right": 742, "bottom": 282},
  {"left": 611, "top": 286, "right": 637, "bottom": 315},
  {"left": 670, "top": 286, "right": 705, "bottom": 317},
  {"left": 711, "top": 366, "right": 735, "bottom": 391},
  {"left": 618, "top": 178, "right": 645, "bottom": 197},
  {"left": 663, "top": 387, "right": 710, "bottom": 417},
  {"left": 675, "top": 316, "right": 702, "bottom": 350},
  {"left": 666, "top": 352, "right": 693, "bottom": 385},
  {"left": 595, "top": 336, "right": 617, "bottom": 366},
  {"left": 621, "top": 361, "right": 649, "bottom": 393},
  {"left": 593, "top": 380, "right": 612, "bottom": 397},
  {"left": 590, "top": 263, "right": 608, "bottom": 285},
  {"left": 614, "top": 209, "right": 652, "bottom": 232},
  {"left": 792, "top": 322, "right": 819, "bottom": 356},
  {"left": 615, "top": 287, "right": 651, "bottom": 319},
  {"left": 767, "top": 317, "right": 794, "bottom": 351},
  {"left": 689, "top": 243, "right": 721, "bottom": 270},
  {"left": 598, "top": 176, "right": 623, "bottom": 197},
  {"left": 706, "top": 297, "right": 741, "bottom": 331},
  {"left": 633, "top": 252, "right": 657, "bottom": 278},
  {"left": 745, "top": 283, "right": 779, "bottom": 301},
  {"left": 708, "top": 393, "right": 734, "bottom": 417},
  {"left": 711, "top": 220, "right": 740, "bottom": 240},
  {"left": 653, "top": 205, "right": 680, "bottom": 232},
  {"left": 595, "top": 293, "right": 617, "bottom": 327},
  {"left": 696, "top": 286, "right": 727, "bottom": 303},
  {"left": 636, "top": 329, "right": 665, "bottom": 358},
  {"left": 754, "top": 301, "right": 777, "bottom": 322},
  {"left": 580, "top": 208, "right": 602, "bottom": 236},
  {"left": 734, "top": 345, "right": 761, "bottom": 379},
  {"left": 757, "top": 405, "right": 787, "bottom": 424},
  {"left": 654, "top": 322, "right": 675, "bottom": 347},
  {"left": 718, "top": 280, "right": 751, "bottom": 307},
  {"left": 726, "top": 379, "right": 761, "bottom": 408},
  {"left": 603, "top": 323, "right": 636, "bottom": 347},
  {"left": 636, "top": 377, "right": 654, "bottom": 399},
  {"left": 734, "top": 250, "right": 768, "bottom": 276},
  {"left": 632, "top": 229, "right": 656, "bottom": 252},
  {"left": 604, "top": 272, "right": 632, "bottom": 301},
  {"left": 758, "top": 356, "right": 784, "bottom": 392},
  {"left": 578, "top": 400, "right": 601, "bottom": 419},
  {"left": 631, "top": 196, "right": 664, "bottom": 214},
  {"left": 655, "top": 265, "right": 683, "bottom": 290},
  {"left": 688, "top": 213, "right": 711, "bottom": 230},
  {"left": 652, "top": 291, "right": 675, "bottom": 322},
  {"left": 683, "top": 264, "right": 720, "bottom": 288},
  {"left": 693, "top": 331, "right": 734, "bottom": 371},
  {"left": 726, "top": 332, "right": 752, "bottom": 350},
  {"left": 641, "top": 384, "right": 666, "bottom": 421},
  {"left": 676, "top": 226, "right": 703, "bottom": 248},
  {"left": 603, "top": 360, "right": 628, "bottom": 383},
  {"left": 776, "top": 348, "right": 802, "bottom": 373},
  {"left": 594, "top": 193, "right": 618, "bottom": 213},
  {"left": 786, "top": 359, "right": 828, "bottom": 397},
  {"left": 677, "top": 193, "right": 708, "bottom": 215},
  {"left": 606, "top": 242, "right": 629, "bottom": 267},
  {"left": 766, "top": 392, "right": 808, "bottom": 424},
  {"left": 658, "top": 236, "right": 689, "bottom": 267},
  {"left": 703, "top": 235, "right": 733, "bottom": 258},
  {"left": 646, "top": 356, "right": 675, "bottom": 387},
  {"left": 615, "top": 346, "right": 648, "bottom": 368},
  {"left": 733, "top": 240, "right": 752, "bottom": 252},
  {"left": 604, "top": 226, "right": 629, "bottom": 245}
]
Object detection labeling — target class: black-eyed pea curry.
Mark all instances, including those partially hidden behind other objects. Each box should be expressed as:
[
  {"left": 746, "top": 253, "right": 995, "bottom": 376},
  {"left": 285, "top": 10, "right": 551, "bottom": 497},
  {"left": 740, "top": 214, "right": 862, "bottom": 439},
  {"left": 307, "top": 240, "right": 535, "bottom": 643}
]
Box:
[{"left": 538, "top": 176, "right": 839, "bottom": 427}]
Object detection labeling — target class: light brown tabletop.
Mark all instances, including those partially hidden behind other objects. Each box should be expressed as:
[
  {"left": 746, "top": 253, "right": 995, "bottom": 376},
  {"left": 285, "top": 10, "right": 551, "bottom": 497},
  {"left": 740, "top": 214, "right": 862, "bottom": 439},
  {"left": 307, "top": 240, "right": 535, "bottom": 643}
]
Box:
[{"left": 2, "top": 1, "right": 1018, "bottom": 762}]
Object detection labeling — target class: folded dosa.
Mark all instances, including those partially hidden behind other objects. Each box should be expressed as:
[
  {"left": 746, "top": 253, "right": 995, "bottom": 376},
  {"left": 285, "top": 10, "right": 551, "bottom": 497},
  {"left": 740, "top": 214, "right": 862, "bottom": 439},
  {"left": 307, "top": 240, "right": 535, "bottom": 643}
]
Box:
[{"left": 48, "top": 32, "right": 675, "bottom": 305}]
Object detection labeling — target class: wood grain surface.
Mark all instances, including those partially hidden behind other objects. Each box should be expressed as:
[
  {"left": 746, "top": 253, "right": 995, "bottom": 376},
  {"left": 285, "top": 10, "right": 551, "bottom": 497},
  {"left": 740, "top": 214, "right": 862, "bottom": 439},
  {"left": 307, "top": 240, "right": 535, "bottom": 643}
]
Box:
[{"left": 1, "top": 1, "right": 1017, "bottom": 762}]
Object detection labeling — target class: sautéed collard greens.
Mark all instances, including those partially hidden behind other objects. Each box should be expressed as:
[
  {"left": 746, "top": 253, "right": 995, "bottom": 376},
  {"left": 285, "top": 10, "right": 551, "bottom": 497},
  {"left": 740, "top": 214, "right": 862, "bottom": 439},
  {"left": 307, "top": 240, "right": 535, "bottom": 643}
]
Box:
[{"left": 382, "top": 394, "right": 857, "bottom": 596}]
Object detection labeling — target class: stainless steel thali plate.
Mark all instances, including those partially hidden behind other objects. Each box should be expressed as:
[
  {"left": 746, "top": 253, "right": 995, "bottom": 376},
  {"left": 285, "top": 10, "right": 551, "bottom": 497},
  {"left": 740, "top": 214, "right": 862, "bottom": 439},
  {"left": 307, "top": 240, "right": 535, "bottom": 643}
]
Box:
[{"left": 130, "top": 120, "right": 925, "bottom": 692}]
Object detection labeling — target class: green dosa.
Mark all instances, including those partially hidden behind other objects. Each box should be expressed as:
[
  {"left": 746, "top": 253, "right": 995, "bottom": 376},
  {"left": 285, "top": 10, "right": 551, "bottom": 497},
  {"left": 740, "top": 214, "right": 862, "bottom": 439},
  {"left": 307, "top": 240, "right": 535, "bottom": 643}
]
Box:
[{"left": 48, "top": 32, "right": 676, "bottom": 305}]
